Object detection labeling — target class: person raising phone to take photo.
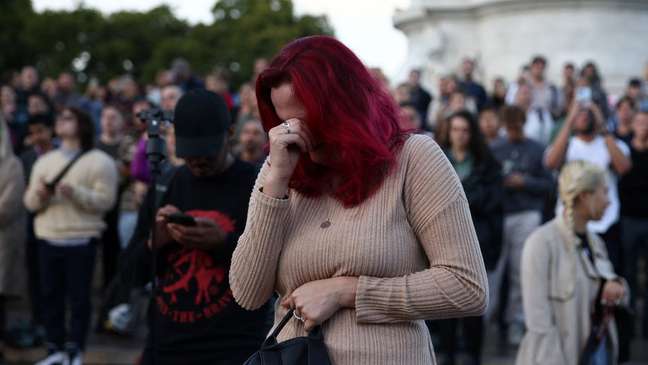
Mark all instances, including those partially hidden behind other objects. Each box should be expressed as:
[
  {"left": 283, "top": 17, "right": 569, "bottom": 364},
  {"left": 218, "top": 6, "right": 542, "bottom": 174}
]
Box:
[
  {"left": 545, "top": 100, "right": 631, "bottom": 266},
  {"left": 229, "top": 36, "right": 488, "bottom": 365}
]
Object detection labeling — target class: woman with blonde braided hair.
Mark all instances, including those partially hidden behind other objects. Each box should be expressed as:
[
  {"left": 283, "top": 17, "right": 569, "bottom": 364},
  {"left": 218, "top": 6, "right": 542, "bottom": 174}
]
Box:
[{"left": 516, "top": 160, "right": 629, "bottom": 365}]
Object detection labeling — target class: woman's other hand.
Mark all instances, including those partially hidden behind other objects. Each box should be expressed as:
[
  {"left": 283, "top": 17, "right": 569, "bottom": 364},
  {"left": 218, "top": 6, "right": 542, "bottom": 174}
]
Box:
[
  {"left": 281, "top": 277, "right": 358, "bottom": 331},
  {"left": 601, "top": 280, "right": 625, "bottom": 306}
]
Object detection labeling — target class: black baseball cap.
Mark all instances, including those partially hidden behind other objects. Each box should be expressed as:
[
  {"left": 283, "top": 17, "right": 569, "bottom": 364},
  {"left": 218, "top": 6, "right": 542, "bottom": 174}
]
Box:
[{"left": 173, "top": 89, "right": 231, "bottom": 158}]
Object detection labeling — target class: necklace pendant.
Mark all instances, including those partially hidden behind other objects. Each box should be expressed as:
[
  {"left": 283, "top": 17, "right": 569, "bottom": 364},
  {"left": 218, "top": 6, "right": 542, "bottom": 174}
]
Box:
[{"left": 320, "top": 220, "right": 331, "bottom": 229}]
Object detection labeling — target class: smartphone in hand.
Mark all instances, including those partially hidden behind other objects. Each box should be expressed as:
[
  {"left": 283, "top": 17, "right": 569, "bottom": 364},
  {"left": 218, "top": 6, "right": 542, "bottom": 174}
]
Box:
[
  {"left": 166, "top": 212, "right": 197, "bottom": 226},
  {"left": 575, "top": 87, "right": 592, "bottom": 106}
]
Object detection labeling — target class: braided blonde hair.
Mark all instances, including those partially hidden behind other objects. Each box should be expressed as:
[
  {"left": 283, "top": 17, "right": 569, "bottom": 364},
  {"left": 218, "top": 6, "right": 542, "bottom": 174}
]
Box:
[{"left": 558, "top": 161, "right": 606, "bottom": 239}]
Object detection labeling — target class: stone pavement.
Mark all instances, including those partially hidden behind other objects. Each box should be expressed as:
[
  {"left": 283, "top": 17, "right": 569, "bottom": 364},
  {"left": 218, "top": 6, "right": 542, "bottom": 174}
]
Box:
[
  {"left": 4, "top": 269, "right": 647, "bottom": 365},
  {"left": 5, "top": 313, "right": 647, "bottom": 365}
]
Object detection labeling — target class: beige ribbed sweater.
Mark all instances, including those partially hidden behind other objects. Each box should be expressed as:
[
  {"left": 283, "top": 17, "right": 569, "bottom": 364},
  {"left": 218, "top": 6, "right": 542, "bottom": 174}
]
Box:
[
  {"left": 230, "top": 134, "right": 488, "bottom": 365},
  {"left": 23, "top": 149, "right": 118, "bottom": 241}
]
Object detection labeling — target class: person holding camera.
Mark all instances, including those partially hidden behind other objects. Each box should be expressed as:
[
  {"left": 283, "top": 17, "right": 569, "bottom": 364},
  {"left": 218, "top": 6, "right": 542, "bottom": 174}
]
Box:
[
  {"left": 131, "top": 90, "right": 271, "bottom": 365},
  {"left": 23, "top": 107, "right": 118, "bottom": 365}
]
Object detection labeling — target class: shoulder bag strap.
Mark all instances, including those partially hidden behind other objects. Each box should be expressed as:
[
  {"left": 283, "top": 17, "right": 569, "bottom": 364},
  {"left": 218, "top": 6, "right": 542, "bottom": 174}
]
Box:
[
  {"left": 262, "top": 308, "right": 295, "bottom": 348},
  {"left": 45, "top": 151, "right": 86, "bottom": 192}
]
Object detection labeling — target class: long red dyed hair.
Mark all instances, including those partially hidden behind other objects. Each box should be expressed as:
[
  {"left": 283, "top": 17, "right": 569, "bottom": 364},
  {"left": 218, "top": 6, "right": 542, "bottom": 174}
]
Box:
[{"left": 256, "top": 36, "right": 406, "bottom": 207}]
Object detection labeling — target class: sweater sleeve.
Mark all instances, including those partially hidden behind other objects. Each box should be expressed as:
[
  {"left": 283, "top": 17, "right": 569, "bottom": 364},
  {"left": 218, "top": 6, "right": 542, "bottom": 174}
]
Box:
[
  {"left": 69, "top": 154, "right": 118, "bottom": 214},
  {"left": 23, "top": 156, "right": 47, "bottom": 213},
  {"left": 355, "top": 136, "right": 489, "bottom": 323},
  {"left": 0, "top": 158, "right": 25, "bottom": 226},
  {"left": 230, "top": 160, "right": 291, "bottom": 310}
]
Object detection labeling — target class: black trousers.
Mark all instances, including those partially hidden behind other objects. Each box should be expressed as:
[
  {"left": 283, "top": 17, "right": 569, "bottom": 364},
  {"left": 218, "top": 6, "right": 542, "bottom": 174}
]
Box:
[
  {"left": 26, "top": 214, "right": 42, "bottom": 326},
  {"left": 0, "top": 295, "right": 5, "bottom": 344},
  {"left": 39, "top": 240, "right": 96, "bottom": 350},
  {"left": 599, "top": 222, "right": 632, "bottom": 362},
  {"left": 621, "top": 216, "right": 648, "bottom": 337},
  {"left": 101, "top": 205, "right": 121, "bottom": 289},
  {"left": 437, "top": 316, "right": 484, "bottom": 363}
]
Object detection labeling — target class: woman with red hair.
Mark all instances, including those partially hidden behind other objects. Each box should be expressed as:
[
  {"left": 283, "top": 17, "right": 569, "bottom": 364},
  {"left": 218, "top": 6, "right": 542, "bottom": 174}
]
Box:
[{"left": 230, "top": 36, "right": 488, "bottom": 364}]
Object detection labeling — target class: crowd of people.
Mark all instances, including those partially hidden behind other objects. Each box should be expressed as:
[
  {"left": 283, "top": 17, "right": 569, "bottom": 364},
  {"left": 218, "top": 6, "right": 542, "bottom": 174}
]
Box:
[
  {"left": 0, "top": 38, "right": 646, "bottom": 365},
  {"left": 392, "top": 55, "right": 648, "bottom": 365}
]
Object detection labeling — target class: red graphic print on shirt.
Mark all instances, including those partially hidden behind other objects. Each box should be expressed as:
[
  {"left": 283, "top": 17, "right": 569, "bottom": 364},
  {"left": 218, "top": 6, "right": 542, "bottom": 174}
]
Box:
[{"left": 157, "top": 210, "right": 237, "bottom": 324}]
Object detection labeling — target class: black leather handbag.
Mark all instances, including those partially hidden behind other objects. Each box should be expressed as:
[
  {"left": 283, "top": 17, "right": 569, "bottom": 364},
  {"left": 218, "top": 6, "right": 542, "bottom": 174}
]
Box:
[{"left": 243, "top": 309, "right": 332, "bottom": 365}]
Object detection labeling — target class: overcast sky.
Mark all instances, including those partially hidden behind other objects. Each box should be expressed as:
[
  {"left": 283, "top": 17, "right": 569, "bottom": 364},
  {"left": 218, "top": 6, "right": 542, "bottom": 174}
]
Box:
[{"left": 32, "top": 0, "right": 411, "bottom": 82}]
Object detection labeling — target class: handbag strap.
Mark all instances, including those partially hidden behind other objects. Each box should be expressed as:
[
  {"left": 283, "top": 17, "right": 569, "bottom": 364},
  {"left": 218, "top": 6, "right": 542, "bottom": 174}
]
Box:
[
  {"left": 271, "top": 309, "right": 295, "bottom": 339},
  {"left": 45, "top": 151, "right": 86, "bottom": 192},
  {"left": 262, "top": 308, "right": 324, "bottom": 347}
]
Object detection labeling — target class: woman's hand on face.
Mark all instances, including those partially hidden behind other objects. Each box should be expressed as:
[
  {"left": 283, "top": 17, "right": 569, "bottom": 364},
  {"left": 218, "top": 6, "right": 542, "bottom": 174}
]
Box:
[
  {"left": 267, "top": 118, "right": 313, "bottom": 181},
  {"left": 281, "top": 277, "right": 358, "bottom": 332},
  {"left": 263, "top": 119, "right": 314, "bottom": 198},
  {"left": 601, "top": 280, "right": 625, "bottom": 306}
]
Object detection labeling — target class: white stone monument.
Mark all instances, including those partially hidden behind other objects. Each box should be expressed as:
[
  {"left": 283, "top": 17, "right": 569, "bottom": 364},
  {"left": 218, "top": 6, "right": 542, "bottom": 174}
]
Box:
[{"left": 394, "top": 0, "right": 648, "bottom": 95}]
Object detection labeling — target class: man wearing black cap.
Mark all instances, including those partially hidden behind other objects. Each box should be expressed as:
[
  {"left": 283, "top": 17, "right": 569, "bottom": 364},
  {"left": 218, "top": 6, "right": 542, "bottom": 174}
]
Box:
[{"left": 137, "top": 89, "right": 271, "bottom": 365}]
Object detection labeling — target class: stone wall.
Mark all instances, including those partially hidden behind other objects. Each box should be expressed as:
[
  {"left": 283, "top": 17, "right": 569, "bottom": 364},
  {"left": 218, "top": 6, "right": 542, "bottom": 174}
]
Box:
[{"left": 394, "top": 0, "right": 648, "bottom": 96}]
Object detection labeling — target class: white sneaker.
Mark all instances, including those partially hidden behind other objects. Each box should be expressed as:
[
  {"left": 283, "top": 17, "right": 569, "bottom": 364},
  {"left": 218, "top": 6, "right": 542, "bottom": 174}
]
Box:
[
  {"left": 68, "top": 352, "right": 83, "bottom": 365},
  {"left": 34, "top": 351, "right": 67, "bottom": 365}
]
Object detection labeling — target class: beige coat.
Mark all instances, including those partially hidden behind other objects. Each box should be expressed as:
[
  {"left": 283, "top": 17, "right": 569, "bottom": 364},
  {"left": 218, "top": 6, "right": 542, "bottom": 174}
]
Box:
[
  {"left": 0, "top": 119, "right": 26, "bottom": 297},
  {"left": 516, "top": 216, "right": 627, "bottom": 365}
]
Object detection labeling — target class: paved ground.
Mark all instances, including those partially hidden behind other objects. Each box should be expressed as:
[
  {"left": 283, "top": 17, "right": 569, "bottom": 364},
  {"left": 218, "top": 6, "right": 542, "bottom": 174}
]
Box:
[
  {"left": 4, "top": 254, "right": 647, "bottom": 365},
  {"left": 5, "top": 306, "right": 647, "bottom": 365}
]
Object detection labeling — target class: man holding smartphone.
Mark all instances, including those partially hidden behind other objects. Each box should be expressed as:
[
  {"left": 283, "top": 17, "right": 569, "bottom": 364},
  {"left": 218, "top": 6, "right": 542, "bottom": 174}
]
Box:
[{"left": 133, "top": 89, "right": 271, "bottom": 365}]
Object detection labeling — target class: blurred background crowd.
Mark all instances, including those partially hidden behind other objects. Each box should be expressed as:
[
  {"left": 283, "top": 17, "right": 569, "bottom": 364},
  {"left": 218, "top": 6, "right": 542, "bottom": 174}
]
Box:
[{"left": 0, "top": 1, "right": 647, "bottom": 364}]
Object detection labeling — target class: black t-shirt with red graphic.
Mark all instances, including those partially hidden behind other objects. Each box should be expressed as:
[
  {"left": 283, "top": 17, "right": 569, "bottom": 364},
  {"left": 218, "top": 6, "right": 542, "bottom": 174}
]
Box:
[{"left": 144, "top": 159, "right": 271, "bottom": 364}]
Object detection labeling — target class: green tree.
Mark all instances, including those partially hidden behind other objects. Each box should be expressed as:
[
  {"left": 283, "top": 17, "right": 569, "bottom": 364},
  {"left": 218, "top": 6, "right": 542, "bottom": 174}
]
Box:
[
  {"left": 1, "top": 0, "right": 332, "bottom": 89},
  {"left": 96, "top": 6, "right": 190, "bottom": 80},
  {"left": 22, "top": 7, "right": 104, "bottom": 78},
  {"left": 145, "top": 0, "right": 334, "bottom": 87},
  {"left": 0, "top": 0, "right": 36, "bottom": 73}
]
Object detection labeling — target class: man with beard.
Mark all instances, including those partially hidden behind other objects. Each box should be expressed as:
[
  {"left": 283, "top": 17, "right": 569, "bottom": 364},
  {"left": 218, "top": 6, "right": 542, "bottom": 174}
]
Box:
[
  {"left": 125, "top": 89, "right": 271, "bottom": 365},
  {"left": 236, "top": 118, "right": 267, "bottom": 168}
]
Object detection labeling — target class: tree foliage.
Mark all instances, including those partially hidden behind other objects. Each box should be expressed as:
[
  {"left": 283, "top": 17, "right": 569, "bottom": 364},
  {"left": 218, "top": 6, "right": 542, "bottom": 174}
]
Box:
[{"left": 1, "top": 0, "right": 333, "bottom": 87}]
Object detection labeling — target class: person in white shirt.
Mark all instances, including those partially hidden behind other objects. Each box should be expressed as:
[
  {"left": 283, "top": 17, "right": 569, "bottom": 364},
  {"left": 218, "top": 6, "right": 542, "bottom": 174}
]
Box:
[
  {"left": 515, "top": 83, "right": 555, "bottom": 146},
  {"left": 545, "top": 102, "right": 631, "bottom": 243},
  {"left": 507, "top": 56, "right": 562, "bottom": 119}
]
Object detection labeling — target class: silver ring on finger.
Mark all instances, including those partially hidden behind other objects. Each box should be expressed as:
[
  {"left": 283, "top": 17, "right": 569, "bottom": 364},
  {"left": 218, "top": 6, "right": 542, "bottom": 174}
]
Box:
[
  {"left": 293, "top": 311, "right": 304, "bottom": 322},
  {"left": 282, "top": 121, "right": 291, "bottom": 134}
]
